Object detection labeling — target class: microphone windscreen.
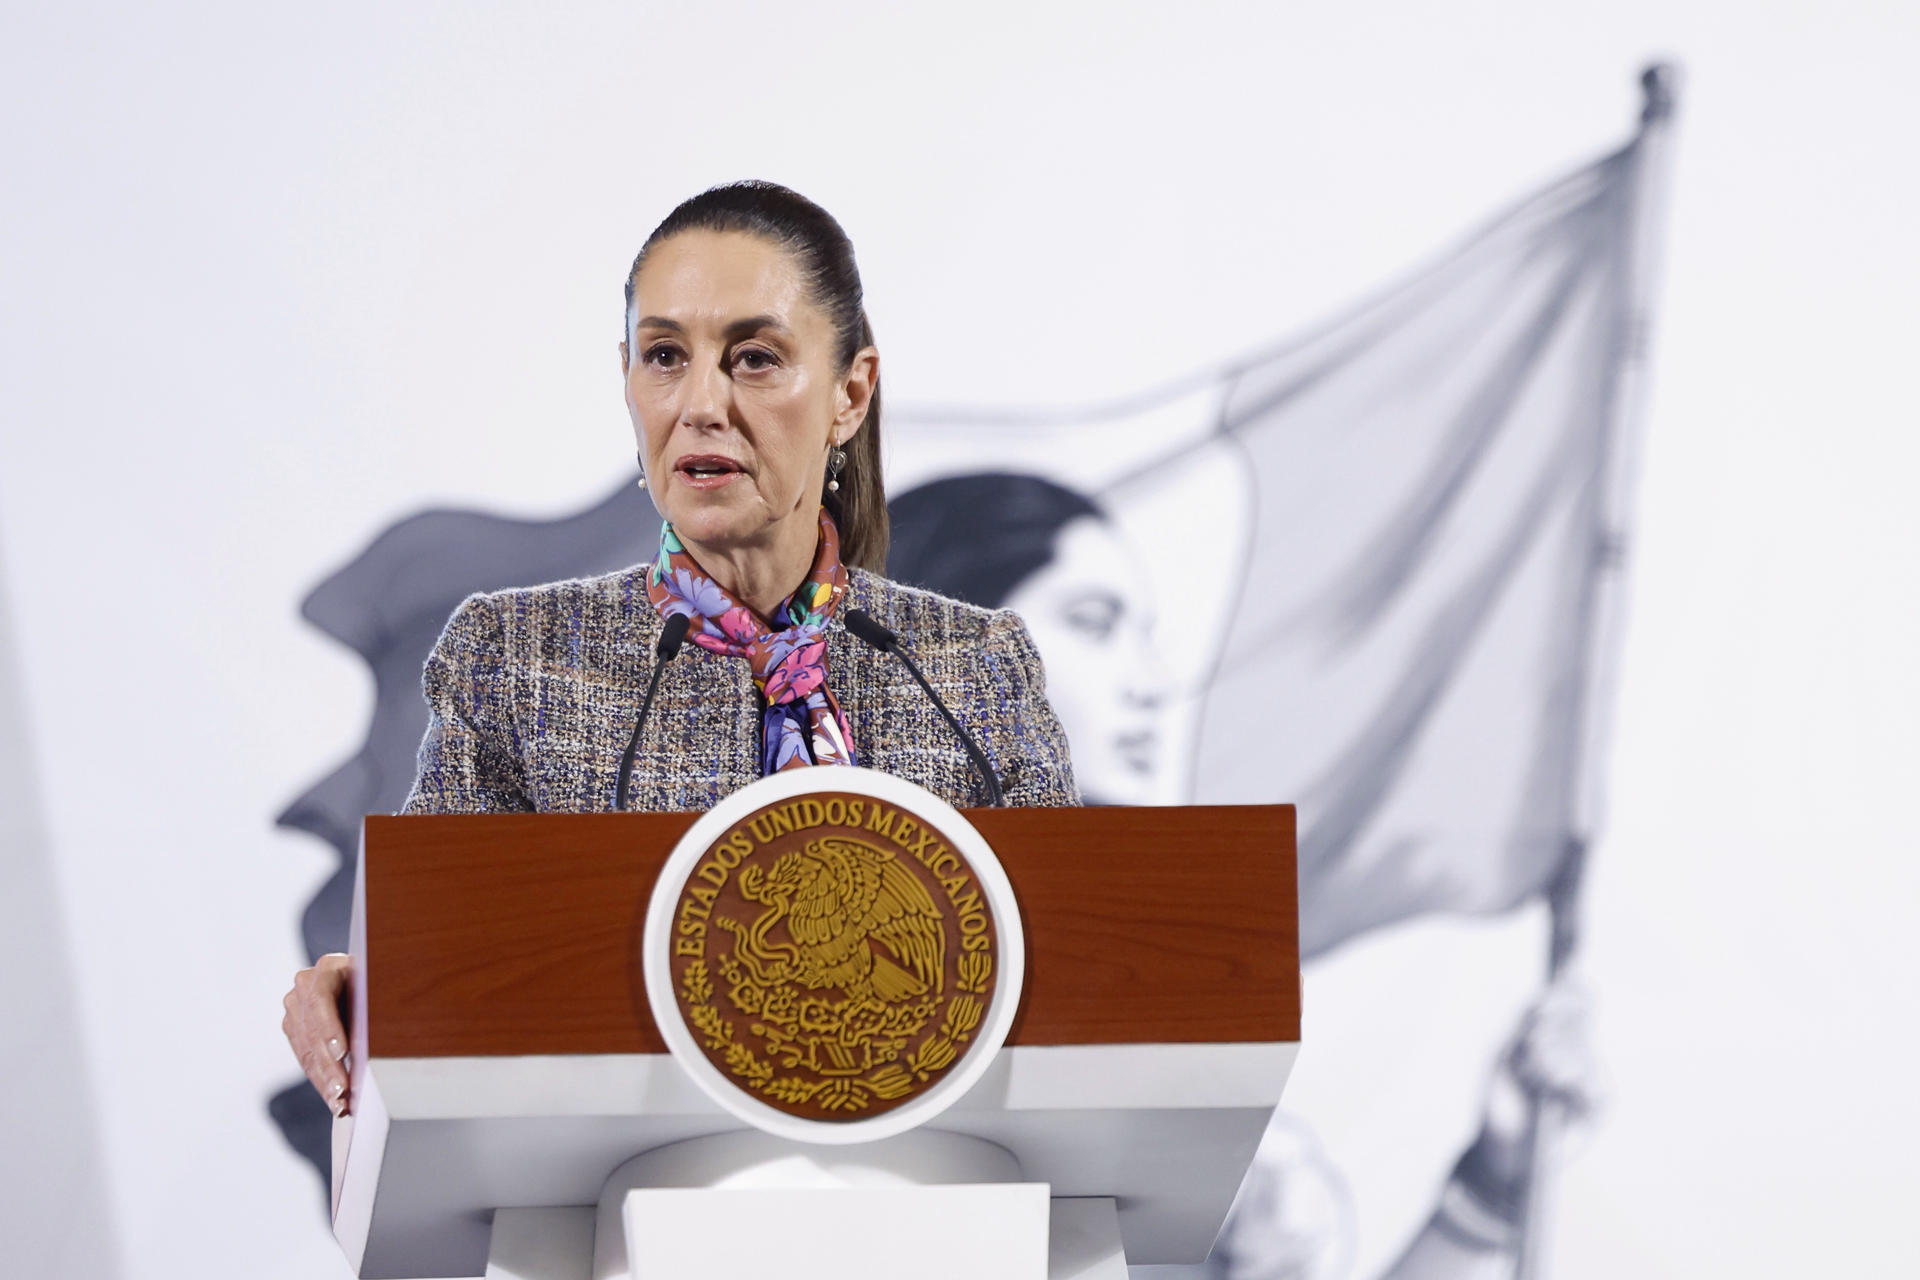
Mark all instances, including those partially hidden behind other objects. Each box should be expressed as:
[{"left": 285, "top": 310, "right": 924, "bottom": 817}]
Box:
[
  {"left": 843, "top": 608, "right": 897, "bottom": 653},
  {"left": 657, "top": 612, "right": 692, "bottom": 660}
]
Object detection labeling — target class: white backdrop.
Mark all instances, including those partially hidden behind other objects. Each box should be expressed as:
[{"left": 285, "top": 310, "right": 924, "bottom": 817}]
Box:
[{"left": 2, "top": 2, "right": 1916, "bottom": 1277}]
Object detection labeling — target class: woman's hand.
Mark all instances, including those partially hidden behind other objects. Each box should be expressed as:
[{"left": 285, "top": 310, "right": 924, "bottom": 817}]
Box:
[
  {"left": 283, "top": 953, "right": 354, "bottom": 1116},
  {"left": 1487, "top": 977, "right": 1602, "bottom": 1142},
  {"left": 1450, "top": 978, "right": 1603, "bottom": 1225}
]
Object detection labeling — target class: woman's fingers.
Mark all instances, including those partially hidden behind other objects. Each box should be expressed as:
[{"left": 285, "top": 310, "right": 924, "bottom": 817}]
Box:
[
  {"left": 284, "top": 954, "right": 354, "bottom": 1115},
  {"left": 1507, "top": 979, "right": 1601, "bottom": 1117},
  {"left": 282, "top": 985, "right": 337, "bottom": 1108},
  {"left": 310, "top": 954, "right": 352, "bottom": 1059}
]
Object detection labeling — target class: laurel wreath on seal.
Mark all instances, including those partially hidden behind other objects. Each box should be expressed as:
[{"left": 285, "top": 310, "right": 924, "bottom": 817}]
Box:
[{"left": 678, "top": 950, "right": 994, "bottom": 1113}]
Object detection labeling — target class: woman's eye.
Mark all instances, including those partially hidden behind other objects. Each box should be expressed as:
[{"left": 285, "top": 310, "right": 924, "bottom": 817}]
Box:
[
  {"left": 1063, "top": 593, "right": 1122, "bottom": 642},
  {"left": 644, "top": 344, "right": 683, "bottom": 369},
  {"left": 733, "top": 347, "right": 778, "bottom": 372}
]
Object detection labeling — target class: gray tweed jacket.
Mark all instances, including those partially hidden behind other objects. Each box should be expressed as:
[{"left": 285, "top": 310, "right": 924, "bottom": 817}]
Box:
[{"left": 400, "top": 565, "right": 1080, "bottom": 814}]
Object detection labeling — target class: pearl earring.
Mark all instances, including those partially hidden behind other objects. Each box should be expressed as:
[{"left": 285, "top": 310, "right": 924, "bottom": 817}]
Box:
[
  {"left": 826, "top": 445, "right": 847, "bottom": 493},
  {"left": 635, "top": 451, "right": 647, "bottom": 491}
]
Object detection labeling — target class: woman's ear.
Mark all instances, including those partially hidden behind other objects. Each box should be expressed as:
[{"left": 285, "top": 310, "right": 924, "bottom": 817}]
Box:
[
  {"left": 832, "top": 346, "right": 879, "bottom": 445},
  {"left": 618, "top": 339, "right": 631, "bottom": 375}
]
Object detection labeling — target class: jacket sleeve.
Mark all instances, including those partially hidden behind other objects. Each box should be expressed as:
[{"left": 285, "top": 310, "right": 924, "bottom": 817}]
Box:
[
  {"left": 400, "top": 593, "right": 534, "bottom": 814},
  {"left": 978, "top": 609, "right": 1081, "bottom": 808}
]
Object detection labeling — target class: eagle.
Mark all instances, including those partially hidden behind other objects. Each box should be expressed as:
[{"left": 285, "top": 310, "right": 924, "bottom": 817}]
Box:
[{"left": 730, "top": 836, "right": 945, "bottom": 1004}]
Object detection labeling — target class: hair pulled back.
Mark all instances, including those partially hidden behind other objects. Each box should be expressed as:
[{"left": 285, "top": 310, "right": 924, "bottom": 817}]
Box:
[
  {"left": 626, "top": 180, "right": 887, "bottom": 571},
  {"left": 887, "top": 472, "right": 1106, "bottom": 608}
]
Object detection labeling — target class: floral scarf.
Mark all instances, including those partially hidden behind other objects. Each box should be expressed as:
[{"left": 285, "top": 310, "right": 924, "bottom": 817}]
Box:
[{"left": 646, "top": 508, "right": 858, "bottom": 774}]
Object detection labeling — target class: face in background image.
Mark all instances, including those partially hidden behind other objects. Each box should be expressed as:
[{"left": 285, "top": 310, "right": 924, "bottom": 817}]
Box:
[
  {"left": 1001, "top": 513, "right": 1170, "bottom": 805},
  {"left": 885, "top": 472, "right": 1172, "bottom": 806}
]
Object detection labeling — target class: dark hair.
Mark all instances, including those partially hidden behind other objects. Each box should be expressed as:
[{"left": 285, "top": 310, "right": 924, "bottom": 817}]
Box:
[
  {"left": 625, "top": 181, "right": 887, "bottom": 570},
  {"left": 886, "top": 472, "right": 1105, "bottom": 608}
]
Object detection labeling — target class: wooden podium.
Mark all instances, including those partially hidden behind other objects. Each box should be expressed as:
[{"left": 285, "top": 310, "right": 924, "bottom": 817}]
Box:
[{"left": 332, "top": 803, "right": 1299, "bottom": 1278}]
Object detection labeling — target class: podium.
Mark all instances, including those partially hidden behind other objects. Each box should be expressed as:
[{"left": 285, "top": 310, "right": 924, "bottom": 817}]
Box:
[{"left": 331, "top": 794, "right": 1299, "bottom": 1278}]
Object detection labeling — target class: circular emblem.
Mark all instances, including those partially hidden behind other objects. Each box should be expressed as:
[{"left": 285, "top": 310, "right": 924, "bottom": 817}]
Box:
[{"left": 643, "top": 768, "right": 1023, "bottom": 1144}]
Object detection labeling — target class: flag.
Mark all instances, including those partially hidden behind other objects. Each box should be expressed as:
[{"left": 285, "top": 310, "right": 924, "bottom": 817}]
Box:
[
  {"left": 890, "top": 97, "right": 1671, "bottom": 961},
  {"left": 1127, "top": 96, "right": 1670, "bottom": 961}
]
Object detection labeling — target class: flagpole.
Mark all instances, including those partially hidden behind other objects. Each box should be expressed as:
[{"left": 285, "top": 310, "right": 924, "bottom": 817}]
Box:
[{"left": 1513, "top": 61, "right": 1681, "bottom": 1280}]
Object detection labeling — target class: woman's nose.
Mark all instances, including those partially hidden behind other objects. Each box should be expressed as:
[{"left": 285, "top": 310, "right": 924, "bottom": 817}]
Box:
[
  {"left": 676, "top": 353, "right": 730, "bottom": 430},
  {"left": 1121, "top": 632, "right": 1172, "bottom": 709},
  {"left": 1122, "top": 676, "right": 1168, "bottom": 711}
]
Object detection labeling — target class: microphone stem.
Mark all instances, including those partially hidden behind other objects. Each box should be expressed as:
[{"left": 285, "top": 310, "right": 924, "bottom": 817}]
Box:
[{"left": 615, "top": 657, "right": 671, "bottom": 811}]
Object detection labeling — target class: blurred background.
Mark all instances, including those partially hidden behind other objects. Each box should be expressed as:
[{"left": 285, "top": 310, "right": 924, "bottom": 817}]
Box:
[{"left": 2, "top": 2, "right": 1915, "bottom": 1277}]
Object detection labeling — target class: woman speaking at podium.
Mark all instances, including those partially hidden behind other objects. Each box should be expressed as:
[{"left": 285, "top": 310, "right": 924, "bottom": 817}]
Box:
[{"left": 281, "top": 181, "right": 1078, "bottom": 1116}]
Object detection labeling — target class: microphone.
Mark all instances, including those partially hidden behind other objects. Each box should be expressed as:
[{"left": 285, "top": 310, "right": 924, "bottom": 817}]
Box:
[
  {"left": 615, "top": 612, "right": 692, "bottom": 811},
  {"left": 844, "top": 608, "right": 1005, "bottom": 807}
]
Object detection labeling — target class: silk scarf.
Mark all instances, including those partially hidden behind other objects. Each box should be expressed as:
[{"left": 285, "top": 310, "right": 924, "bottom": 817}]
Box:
[{"left": 646, "top": 508, "right": 858, "bottom": 774}]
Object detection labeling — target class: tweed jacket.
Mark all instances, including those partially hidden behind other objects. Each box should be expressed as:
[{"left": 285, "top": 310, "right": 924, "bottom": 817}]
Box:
[{"left": 400, "top": 565, "right": 1080, "bottom": 815}]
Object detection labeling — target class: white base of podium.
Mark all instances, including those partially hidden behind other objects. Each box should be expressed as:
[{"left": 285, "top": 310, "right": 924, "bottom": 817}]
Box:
[
  {"left": 482, "top": 1130, "right": 1134, "bottom": 1280},
  {"left": 623, "top": 1183, "right": 1049, "bottom": 1278},
  {"left": 1046, "top": 1197, "right": 1130, "bottom": 1280},
  {"left": 597, "top": 1130, "right": 1035, "bottom": 1280},
  {"left": 485, "top": 1208, "right": 593, "bottom": 1279},
  {"left": 484, "top": 1198, "right": 1128, "bottom": 1280}
]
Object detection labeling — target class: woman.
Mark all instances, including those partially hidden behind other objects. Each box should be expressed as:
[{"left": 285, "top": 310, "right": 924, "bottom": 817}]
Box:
[
  {"left": 888, "top": 473, "right": 1172, "bottom": 806},
  {"left": 281, "top": 181, "right": 1078, "bottom": 1117}
]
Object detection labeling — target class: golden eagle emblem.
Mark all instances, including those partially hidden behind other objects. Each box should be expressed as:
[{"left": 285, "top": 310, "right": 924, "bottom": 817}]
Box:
[
  {"left": 729, "top": 837, "right": 945, "bottom": 1007},
  {"left": 668, "top": 795, "right": 1000, "bottom": 1119}
]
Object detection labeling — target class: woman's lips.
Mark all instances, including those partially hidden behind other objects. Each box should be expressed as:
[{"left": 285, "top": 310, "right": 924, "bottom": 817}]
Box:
[
  {"left": 1115, "top": 728, "right": 1160, "bottom": 773},
  {"left": 674, "top": 455, "right": 745, "bottom": 490}
]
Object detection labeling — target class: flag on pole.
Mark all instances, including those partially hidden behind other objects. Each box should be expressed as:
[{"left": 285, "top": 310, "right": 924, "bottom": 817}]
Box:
[{"left": 1155, "top": 85, "right": 1671, "bottom": 961}]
